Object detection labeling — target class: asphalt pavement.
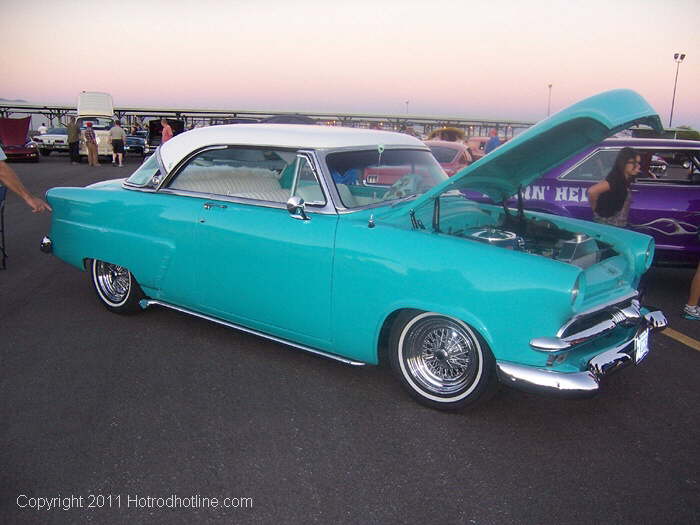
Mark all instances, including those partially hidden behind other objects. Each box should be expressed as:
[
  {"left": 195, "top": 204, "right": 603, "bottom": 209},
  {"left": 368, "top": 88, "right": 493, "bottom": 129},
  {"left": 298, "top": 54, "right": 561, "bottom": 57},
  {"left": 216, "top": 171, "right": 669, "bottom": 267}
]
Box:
[{"left": 1, "top": 154, "right": 698, "bottom": 524}]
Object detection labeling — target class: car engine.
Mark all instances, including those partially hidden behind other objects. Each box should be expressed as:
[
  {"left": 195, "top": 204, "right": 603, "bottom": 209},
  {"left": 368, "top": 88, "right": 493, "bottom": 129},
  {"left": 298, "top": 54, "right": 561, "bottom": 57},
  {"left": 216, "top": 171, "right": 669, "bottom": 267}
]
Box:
[{"left": 448, "top": 216, "right": 615, "bottom": 269}]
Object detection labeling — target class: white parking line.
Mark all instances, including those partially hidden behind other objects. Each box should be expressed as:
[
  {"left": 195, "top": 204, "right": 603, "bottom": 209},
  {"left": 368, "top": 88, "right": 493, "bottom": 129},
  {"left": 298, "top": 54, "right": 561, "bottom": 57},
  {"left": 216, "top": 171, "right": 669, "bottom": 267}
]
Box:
[{"left": 662, "top": 328, "right": 700, "bottom": 352}]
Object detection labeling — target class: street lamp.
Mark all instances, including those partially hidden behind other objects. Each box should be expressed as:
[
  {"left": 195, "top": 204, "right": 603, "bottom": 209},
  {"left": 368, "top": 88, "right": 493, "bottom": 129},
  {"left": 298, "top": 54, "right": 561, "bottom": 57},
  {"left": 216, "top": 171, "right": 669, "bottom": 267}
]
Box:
[
  {"left": 669, "top": 52, "right": 686, "bottom": 128},
  {"left": 405, "top": 100, "right": 409, "bottom": 115},
  {"left": 547, "top": 84, "right": 553, "bottom": 117}
]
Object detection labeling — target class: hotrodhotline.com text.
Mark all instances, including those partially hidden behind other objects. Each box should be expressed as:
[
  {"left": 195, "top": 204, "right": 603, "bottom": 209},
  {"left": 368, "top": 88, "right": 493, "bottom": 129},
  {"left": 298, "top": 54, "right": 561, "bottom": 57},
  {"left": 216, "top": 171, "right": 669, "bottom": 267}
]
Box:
[{"left": 16, "top": 493, "right": 253, "bottom": 511}]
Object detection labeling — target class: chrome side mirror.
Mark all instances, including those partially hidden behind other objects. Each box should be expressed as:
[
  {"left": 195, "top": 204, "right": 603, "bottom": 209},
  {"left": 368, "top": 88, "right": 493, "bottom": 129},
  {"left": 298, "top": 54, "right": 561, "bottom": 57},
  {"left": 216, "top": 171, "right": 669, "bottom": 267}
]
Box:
[{"left": 287, "top": 195, "right": 309, "bottom": 220}]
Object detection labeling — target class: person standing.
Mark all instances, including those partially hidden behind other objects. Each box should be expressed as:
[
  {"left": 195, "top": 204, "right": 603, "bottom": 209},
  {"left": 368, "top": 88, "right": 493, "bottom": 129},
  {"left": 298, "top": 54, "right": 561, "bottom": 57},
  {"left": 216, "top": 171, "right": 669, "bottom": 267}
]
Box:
[
  {"left": 109, "top": 119, "right": 127, "bottom": 167},
  {"left": 37, "top": 122, "right": 48, "bottom": 135},
  {"left": 587, "top": 147, "right": 640, "bottom": 227},
  {"left": 66, "top": 117, "right": 80, "bottom": 164},
  {"left": 161, "top": 118, "right": 173, "bottom": 144},
  {"left": 484, "top": 129, "right": 500, "bottom": 154},
  {"left": 683, "top": 262, "right": 700, "bottom": 320},
  {"left": 84, "top": 122, "right": 100, "bottom": 167},
  {"left": 0, "top": 146, "right": 51, "bottom": 212}
]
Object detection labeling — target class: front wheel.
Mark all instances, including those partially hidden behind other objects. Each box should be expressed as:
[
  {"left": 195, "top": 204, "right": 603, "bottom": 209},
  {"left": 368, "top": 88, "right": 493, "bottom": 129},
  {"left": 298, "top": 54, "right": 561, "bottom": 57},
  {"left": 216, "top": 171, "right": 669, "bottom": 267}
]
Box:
[
  {"left": 90, "top": 259, "right": 144, "bottom": 314},
  {"left": 389, "top": 311, "right": 498, "bottom": 410}
]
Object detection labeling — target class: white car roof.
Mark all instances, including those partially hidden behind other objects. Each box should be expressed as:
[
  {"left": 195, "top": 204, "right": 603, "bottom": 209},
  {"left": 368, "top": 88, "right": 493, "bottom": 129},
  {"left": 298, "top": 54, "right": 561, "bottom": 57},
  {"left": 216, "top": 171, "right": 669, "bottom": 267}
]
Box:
[{"left": 159, "top": 124, "right": 426, "bottom": 172}]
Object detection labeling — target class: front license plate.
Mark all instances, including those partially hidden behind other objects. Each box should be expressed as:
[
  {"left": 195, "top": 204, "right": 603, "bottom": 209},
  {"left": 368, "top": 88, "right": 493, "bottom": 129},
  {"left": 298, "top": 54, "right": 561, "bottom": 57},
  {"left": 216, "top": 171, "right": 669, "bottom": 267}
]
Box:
[{"left": 635, "top": 329, "right": 650, "bottom": 364}]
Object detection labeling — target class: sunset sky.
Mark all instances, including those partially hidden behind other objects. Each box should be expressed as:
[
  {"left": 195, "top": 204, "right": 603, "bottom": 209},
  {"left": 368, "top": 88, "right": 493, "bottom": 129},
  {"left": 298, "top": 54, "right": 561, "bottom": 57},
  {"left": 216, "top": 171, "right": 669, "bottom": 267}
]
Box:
[{"left": 2, "top": 0, "right": 699, "bottom": 128}]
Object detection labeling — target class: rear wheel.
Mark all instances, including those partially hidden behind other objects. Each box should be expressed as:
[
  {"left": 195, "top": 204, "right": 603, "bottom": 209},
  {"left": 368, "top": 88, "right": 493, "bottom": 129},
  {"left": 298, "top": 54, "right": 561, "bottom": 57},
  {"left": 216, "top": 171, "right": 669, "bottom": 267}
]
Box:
[
  {"left": 90, "top": 259, "right": 144, "bottom": 314},
  {"left": 389, "top": 310, "right": 497, "bottom": 410},
  {"left": 40, "top": 149, "right": 51, "bottom": 156}
]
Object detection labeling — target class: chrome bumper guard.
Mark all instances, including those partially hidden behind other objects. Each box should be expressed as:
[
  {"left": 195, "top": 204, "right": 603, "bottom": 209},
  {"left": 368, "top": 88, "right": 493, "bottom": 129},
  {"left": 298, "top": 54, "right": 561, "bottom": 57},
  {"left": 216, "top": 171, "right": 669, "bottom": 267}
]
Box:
[{"left": 496, "top": 309, "right": 667, "bottom": 398}]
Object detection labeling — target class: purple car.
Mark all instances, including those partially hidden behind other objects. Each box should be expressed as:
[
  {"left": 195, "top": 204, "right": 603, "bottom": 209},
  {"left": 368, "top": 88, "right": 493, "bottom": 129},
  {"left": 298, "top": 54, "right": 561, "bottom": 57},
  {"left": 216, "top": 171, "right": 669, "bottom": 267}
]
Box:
[{"left": 466, "top": 138, "right": 700, "bottom": 264}]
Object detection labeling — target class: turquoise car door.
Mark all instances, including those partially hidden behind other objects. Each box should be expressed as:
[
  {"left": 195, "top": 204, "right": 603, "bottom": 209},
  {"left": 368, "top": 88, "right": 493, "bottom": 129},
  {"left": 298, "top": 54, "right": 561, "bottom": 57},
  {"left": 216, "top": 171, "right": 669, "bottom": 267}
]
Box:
[{"left": 166, "top": 148, "right": 336, "bottom": 346}]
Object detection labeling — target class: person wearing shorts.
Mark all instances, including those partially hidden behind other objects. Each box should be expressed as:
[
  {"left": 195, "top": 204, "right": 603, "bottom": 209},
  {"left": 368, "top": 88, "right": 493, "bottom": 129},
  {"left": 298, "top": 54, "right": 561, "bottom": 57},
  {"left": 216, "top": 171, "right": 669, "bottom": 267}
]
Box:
[{"left": 109, "top": 120, "right": 127, "bottom": 167}]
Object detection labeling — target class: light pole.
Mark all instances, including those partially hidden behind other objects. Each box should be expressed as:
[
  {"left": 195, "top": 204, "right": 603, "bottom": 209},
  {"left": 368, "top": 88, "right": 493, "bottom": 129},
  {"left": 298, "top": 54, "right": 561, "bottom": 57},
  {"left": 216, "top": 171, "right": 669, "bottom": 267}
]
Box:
[
  {"left": 547, "top": 84, "right": 553, "bottom": 117},
  {"left": 669, "top": 52, "right": 686, "bottom": 128},
  {"left": 405, "top": 100, "right": 409, "bottom": 115}
]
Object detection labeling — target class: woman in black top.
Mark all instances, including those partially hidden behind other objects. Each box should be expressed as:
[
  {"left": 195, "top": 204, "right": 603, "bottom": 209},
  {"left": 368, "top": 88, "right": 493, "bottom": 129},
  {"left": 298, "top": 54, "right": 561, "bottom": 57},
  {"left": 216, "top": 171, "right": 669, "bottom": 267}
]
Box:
[{"left": 587, "top": 147, "right": 640, "bottom": 227}]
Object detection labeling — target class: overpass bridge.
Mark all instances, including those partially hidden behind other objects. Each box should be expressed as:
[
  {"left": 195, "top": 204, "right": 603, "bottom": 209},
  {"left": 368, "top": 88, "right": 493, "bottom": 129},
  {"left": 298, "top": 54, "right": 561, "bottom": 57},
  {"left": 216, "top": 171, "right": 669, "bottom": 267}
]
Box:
[{"left": 0, "top": 101, "right": 535, "bottom": 138}]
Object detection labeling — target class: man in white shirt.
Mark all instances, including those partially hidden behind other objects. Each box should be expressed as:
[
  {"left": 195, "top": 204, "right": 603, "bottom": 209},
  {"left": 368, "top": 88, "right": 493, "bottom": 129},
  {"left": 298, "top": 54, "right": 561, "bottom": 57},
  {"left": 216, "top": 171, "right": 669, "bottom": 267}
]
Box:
[
  {"left": 37, "top": 123, "right": 48, "bottom": 134},
  {"left": 108, "top": 120, "right": 127, "bottom": 167}
]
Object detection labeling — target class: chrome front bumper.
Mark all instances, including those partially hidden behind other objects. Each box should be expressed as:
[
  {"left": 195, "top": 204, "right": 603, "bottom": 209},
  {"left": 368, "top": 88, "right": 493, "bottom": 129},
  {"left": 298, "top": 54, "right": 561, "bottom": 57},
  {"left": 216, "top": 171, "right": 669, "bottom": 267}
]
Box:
[{"left": 496, "top": 310, "right": 667, "bottom": 398}]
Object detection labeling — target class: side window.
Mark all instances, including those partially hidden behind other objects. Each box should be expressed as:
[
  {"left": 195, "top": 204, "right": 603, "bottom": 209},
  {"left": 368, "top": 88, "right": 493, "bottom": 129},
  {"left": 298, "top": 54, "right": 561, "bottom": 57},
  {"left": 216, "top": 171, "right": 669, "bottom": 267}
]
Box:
[
  {"left": 126, "top": 152, "right": 161, "bottom": 186},
  {"left": 291, "top": 155, "right": 326, "bottom": 205},
  {"left": 561, "top": 149, "right": 618, "bottom": 181},
  {"left": 167, "top": 147, "right": 294, "bottom": 203}
]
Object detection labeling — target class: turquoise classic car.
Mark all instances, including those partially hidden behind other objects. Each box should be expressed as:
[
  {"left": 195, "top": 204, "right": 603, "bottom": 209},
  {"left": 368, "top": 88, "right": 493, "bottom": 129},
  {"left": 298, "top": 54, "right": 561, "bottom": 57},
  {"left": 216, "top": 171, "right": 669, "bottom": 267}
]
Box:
[{"left": 42, "top": 89, "right": 668, "bottom": 410}]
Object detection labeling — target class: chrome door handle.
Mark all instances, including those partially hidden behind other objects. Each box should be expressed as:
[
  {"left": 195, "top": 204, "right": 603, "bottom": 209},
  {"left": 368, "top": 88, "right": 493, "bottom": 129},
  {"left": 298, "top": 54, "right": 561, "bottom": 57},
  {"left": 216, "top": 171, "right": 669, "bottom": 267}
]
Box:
[{"left": 203, "top": 202, "right": 228, "bottom": 210}]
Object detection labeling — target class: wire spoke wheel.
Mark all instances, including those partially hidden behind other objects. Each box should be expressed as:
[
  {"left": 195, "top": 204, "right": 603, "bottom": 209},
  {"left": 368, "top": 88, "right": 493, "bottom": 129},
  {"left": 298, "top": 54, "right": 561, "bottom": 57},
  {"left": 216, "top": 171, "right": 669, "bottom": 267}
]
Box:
[
  {"left": 402, "top": 316, "right": 480, "bottom": 396},
  {"left": 94, "top": 260, "right": 131, "bottom": 305},
  {"left": 91, "top": 259, "right": 144, "bottom": 313},
  {"left": 391, "top": 311, "right": 495, "bottom": 409}
]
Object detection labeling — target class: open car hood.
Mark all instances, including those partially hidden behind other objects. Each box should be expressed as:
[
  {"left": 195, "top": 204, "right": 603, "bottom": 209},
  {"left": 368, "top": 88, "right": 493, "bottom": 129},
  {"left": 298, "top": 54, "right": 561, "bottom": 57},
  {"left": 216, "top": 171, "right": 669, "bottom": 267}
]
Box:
[
  {"left": 399, "top": 89, "right": 662, "bottom": 210},
  {"left": 0, "top": 117, "right": 31, "bottom": 147}
]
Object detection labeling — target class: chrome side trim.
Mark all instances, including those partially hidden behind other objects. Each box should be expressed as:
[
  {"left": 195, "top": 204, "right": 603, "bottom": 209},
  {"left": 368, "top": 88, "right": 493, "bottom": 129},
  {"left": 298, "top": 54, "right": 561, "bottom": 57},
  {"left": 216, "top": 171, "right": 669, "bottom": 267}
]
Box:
[{"left": 139, "top": 299, "right": 366, "bottom": 366}]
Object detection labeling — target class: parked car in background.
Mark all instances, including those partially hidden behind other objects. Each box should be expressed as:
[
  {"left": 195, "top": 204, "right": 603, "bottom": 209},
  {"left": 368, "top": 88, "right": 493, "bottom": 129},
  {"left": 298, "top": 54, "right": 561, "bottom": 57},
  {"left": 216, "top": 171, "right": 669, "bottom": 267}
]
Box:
[
  {"left": 0, "top": 116, "right": 39, "bottom": 162},
  {"left": 76, "top": 91, "right": 115, "bottom": 159},
  {"left": 125, "top": 132, "right": 149, "bottom": 157},
  {"left": 424, "top": 140, "right": 473, "bottom": 176},
  {"left": 426, "top": 127, "right": 465, "bottom": 142},
  {"left": 33, "top": 127, "right": 69, "bottom": 156},
  {"left": 42, "top": 90, "right": 668, "bottom": 410},
  {"left": 361, "top": 140, "right": 472, "bottom": 185},
  {"left": 465, "top": 138, "right": 700, "bottom": 265},
  {"left": 147, "top": 118, "right": 185, "bottom": 150}
]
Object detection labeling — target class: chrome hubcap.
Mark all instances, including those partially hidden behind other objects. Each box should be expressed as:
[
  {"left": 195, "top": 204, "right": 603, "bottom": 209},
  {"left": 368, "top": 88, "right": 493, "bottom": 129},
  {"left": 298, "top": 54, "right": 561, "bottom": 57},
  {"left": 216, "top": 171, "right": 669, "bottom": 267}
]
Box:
[
  {"left": 403, "top": 317, "right": 479, "bottom": 396},
  {"left": 95, "top": 261, "right": 130, "bottom": 304}
]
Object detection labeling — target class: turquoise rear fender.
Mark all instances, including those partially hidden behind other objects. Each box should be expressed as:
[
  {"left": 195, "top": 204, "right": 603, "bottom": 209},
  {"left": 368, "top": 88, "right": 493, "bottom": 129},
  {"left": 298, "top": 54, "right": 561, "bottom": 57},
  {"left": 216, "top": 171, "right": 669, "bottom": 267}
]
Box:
[{"left": 46, "top": 185, "right": 197, "bottom": 296}]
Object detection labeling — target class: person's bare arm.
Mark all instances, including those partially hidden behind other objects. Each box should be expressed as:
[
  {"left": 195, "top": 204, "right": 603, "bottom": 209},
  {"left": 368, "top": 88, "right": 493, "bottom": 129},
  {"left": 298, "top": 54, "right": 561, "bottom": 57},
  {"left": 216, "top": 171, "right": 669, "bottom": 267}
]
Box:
[
  {"left": 587, "top": 180, "right": 610, "bottom": 213},
  {"left": 0, "top": 161, "right": 52, "bottom": 212}
]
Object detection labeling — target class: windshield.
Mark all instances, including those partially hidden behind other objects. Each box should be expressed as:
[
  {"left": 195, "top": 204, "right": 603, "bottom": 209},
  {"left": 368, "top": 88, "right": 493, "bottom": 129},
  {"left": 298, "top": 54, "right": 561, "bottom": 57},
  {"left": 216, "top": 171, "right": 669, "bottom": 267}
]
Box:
[
  {"left": 325, "top": 148, "right": 447, "bottom": 208},
  {"left": 428, "top": 145, "right": 459, "bottom": 163},
  {"left": 77, "top": 116, "right": 114, "bottom": 130}
]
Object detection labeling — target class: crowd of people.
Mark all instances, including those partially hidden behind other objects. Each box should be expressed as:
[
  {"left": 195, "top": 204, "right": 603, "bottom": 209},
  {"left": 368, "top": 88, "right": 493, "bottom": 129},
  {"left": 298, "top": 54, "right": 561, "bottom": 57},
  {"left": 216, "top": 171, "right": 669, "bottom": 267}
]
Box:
[{"left": 33, "top": 118, "right": 175, "bottom": 168}]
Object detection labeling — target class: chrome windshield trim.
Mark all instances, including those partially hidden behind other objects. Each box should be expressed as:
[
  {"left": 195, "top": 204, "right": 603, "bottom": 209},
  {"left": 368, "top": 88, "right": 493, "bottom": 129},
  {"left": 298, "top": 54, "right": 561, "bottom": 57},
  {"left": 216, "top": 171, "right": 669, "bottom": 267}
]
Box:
[{"left": 139, "top": 299, "right": 366, "bottom": 366}]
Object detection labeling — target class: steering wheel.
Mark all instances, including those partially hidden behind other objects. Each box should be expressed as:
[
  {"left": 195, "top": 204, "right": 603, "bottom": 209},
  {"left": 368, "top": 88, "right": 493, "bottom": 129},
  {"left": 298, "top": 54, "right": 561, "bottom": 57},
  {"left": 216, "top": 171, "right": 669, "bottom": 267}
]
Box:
[{"left": 382, "top": 172, "right": 422, "bottom": 201}]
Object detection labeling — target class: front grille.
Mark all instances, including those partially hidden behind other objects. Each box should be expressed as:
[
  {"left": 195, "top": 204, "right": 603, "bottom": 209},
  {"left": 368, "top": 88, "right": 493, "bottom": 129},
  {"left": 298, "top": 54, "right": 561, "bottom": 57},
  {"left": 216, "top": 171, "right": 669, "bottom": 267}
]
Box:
[{"left": 559, "top": 298, "right": 637, "bottom": 340}]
